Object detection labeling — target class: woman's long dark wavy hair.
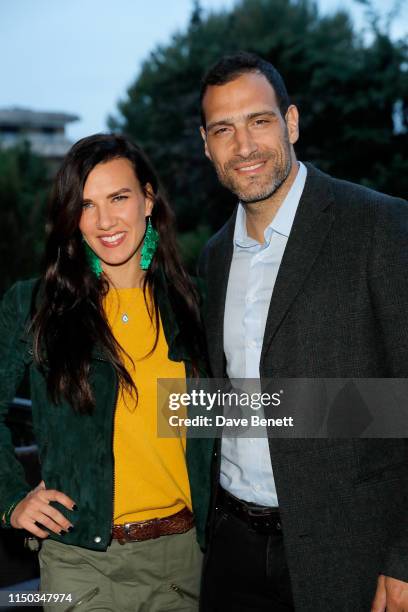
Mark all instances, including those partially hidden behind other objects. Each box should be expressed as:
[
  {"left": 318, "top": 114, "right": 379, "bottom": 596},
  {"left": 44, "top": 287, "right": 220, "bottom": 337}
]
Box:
[{"left": 31, "top": 133, "right": 203, "bottom": 414}]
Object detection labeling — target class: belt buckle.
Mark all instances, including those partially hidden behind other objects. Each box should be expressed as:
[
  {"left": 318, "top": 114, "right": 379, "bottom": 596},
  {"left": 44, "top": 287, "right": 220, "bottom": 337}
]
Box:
[
  {"left": 246, "top": 506, "right": 273, "bottom": 518},
  {"left": 246, "top": 505, "right": 280, "bottom": 534},
  {"left": 117, "top": 522, "right": 132, "bottom": 545}
]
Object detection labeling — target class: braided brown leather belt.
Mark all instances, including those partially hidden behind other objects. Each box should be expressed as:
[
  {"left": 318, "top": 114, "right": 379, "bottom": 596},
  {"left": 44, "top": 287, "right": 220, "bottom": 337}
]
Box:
[{"left": 111, "top": 507, "right": 194, "bottom": 544}]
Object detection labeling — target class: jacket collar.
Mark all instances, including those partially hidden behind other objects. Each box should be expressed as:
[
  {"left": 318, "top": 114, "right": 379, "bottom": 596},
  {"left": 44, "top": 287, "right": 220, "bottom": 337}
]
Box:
[
  {"left": 260, "top": 163, "right": 335, "bottom": 363},
  {"left": 153, "top": 267, "right": 189, "bottom": 363}
]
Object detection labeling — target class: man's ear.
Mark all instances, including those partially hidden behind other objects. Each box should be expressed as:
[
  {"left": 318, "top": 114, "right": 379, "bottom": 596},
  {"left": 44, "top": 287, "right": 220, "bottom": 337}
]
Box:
[
  {"left": 144, "top": 182, "right": 154, "bottom": 217},
  {"left": 200, "top": 126, "right": 211, "bottom": 160},
  {"left": 285, "top": 105, "right": 299, "bottom": 145}
]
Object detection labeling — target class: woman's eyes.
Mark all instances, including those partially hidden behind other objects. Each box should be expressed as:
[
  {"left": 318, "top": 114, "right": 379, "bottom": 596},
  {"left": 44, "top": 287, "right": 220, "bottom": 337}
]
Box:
[{"left": 81, "top": 195, "right": 128, "bottom": 209}]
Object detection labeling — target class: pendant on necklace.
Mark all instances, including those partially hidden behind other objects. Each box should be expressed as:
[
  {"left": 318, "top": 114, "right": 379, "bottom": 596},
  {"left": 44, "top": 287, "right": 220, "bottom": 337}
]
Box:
[{"left": 122, "top": 313, "right": 129, "bottom": 323}]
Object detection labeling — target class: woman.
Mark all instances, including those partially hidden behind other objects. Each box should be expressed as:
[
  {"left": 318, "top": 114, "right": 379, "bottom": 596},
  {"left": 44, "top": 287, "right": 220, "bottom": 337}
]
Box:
[{"left": 0, "top": 134, "right": 207, "bottom": 611}]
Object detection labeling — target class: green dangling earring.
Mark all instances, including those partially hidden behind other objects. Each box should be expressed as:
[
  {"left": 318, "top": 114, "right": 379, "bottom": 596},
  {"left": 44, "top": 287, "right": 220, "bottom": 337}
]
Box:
[
  {"left": 84, "top": 241, "right": 103, "bottom": 278},
  {"left": 140, "top": 217, "right": 159, "bottom": 270}
]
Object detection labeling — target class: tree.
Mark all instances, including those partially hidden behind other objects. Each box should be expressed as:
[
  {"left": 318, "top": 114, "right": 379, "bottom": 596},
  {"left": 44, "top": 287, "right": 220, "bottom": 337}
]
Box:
[
  {"left": 0, "top": 143, "right": 49, "bottom": 295},
  {"left": 109, "top": 0, "right": 408, "bottom": 266}
]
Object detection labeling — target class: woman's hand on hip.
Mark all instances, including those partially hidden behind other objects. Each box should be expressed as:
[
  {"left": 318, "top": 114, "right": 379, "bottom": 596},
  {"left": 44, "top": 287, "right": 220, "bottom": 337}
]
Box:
[{"left": 10, "top": 480, "right": 76, "bottom": 538}]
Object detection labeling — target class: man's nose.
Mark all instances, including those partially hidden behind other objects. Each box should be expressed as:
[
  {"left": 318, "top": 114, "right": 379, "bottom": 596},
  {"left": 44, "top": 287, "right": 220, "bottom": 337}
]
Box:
[{"left": 233, "top": 127, "right": 258, "bottom": 158}]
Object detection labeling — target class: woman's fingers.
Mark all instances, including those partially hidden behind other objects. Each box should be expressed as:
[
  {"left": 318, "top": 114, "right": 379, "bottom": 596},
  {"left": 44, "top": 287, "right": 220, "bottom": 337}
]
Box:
[
  {"left": 36, "top": 499, "right": 73, "bottom": 531},
  {"left": 10, "top": 485, "right": 77, "bottom": 533},
  {"left": 17, "top": 508, "right": 68, "bottom": 537},
  {"left": 30, "top": 507, "right": 69, "bottom": 535},
  {"left": 36, "top": 488, "right": 77, "bottom": 512},
  {"left": 17, "top": 516, "right": 50, "bottom": 539}
]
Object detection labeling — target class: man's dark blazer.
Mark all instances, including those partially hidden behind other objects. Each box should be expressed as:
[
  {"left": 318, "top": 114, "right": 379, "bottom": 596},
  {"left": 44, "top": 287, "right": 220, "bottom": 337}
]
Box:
[{"left": 198, "top": 164, "right": 408, "bottom": 611}]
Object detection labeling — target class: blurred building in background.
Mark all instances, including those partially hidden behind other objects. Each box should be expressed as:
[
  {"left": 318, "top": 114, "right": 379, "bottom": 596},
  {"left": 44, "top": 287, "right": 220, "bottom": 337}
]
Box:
[{"left": 0, "top": 107, "right": 79, "bottom": 172}]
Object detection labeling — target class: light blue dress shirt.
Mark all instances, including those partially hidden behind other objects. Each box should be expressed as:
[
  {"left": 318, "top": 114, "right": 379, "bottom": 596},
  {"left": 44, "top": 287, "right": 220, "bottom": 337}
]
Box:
[{"left": 221, "top": 162, "right": 307, "bottom": 505}]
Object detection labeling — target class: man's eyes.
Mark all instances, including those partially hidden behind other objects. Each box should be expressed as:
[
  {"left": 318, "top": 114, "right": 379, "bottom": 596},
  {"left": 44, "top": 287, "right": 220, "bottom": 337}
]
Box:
[
  {"left": 213, "top": 127, "right": 230, "bottom": 136},
  {"left": 212, "top": 119, "right": 271, "bottom": 135},
  {"left": 112, "top": 195, "right": 128, "bottom": 202}
]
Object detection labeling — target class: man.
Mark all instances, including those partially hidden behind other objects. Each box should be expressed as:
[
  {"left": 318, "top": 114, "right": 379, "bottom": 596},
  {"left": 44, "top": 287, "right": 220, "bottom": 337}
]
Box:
[{"left": 198, "top": 52, "right": 408, "bottom": 612}]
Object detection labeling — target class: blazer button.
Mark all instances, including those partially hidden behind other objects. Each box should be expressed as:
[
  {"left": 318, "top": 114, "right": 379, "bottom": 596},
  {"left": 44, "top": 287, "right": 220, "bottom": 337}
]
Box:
[{"left": 93, "top": 536, "right": 102, "bottom": 543}]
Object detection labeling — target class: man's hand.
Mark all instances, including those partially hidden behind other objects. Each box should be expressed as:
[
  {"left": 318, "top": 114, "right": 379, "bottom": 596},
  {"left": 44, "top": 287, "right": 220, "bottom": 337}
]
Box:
[
  {"left": 10, "top": 480, "right": 76, "bottom": 538},
  {"left": 372, "top": 574, "right": 408, "bottom": 612}
]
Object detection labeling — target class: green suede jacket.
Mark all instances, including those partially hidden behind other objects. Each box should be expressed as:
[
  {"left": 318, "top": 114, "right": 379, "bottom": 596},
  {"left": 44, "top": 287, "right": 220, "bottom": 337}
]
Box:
[{"left": 0, "top": 277, "right": 213, "bottom": 551}]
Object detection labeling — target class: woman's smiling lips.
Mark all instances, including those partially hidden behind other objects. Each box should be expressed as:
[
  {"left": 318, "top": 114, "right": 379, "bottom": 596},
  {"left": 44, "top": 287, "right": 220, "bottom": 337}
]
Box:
[{"left": 98, "top": 231, "right": 126, "bottom": 248}]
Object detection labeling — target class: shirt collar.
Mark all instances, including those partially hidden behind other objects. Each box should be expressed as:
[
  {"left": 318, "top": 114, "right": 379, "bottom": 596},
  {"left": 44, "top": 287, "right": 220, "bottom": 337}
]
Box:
[{"left": 234, "top": 161, "right": 307, "bottom": 248}]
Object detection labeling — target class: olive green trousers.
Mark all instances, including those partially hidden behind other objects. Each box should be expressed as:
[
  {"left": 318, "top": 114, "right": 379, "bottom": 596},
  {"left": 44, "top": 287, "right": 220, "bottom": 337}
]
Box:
[{"left": 39, "top": 527, "right": 202, "bottom": 611}]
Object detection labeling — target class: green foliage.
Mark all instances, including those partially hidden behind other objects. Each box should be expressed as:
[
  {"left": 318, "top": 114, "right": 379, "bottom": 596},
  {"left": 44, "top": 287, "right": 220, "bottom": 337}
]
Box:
[
  {"left": 178, "top": 224, "right": 212, "bottom": 271},
  {"left": 0, "top": 143, "right": 49, "bottom": 295},
  {"left": 109, "top": 0, "right": 408, "bottom": 241}
]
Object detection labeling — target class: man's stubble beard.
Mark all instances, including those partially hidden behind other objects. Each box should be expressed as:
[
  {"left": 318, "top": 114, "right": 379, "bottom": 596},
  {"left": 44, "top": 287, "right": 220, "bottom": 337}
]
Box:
[{"left": 215, "top": 128, "right": 292, "bottom": 205}]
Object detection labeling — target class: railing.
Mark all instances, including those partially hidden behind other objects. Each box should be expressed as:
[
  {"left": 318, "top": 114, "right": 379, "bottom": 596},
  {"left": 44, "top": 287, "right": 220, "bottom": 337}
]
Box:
[
  {"left": 11, "top": 398, "right": 32, "bottom": 409},
  {"left": 1, "top": 398, "right": 40, "bottom": 590},
  {"left": 7, "top": 398, "right": 36, "bottom": 451},
  {"left": 6, "top": 399, "right": 39, "bottom": 486}
]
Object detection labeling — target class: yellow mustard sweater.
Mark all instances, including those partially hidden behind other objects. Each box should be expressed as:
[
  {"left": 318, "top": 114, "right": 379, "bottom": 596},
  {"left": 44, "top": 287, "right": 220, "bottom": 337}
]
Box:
[{"left": 104, "top": 287, "right": 191, "bottom": 524}]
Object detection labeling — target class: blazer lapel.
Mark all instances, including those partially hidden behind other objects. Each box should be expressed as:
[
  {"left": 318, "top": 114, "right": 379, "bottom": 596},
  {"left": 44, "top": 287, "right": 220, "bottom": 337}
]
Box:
[
  {"left": 261, "top": 164, "right": 335, "bottom": 363},
  {"left": 204, "top": 211, "right": 236, "bottom": 378}
]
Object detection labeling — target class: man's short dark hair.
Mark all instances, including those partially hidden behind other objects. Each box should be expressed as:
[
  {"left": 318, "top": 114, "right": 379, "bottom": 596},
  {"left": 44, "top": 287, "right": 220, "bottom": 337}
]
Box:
[{"left": 200, "top": 51, "right": 291, "bottom": 128}]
